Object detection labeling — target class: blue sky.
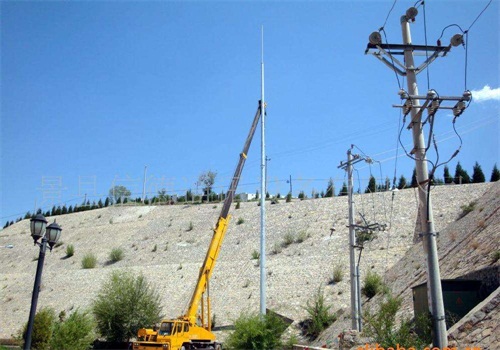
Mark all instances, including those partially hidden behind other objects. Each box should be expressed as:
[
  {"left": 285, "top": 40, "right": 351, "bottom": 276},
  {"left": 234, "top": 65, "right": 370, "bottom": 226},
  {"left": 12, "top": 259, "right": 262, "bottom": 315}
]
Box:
[{"left": 1, "top": 0, "right": 498, "bottom": 222}]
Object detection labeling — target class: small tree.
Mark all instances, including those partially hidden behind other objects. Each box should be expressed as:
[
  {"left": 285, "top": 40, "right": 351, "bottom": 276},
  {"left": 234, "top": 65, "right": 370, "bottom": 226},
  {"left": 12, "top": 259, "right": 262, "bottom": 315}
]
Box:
[
  {"left": 443, "top": 165, "right": 452, "bottom": 184},
  {"left": 20, "top": 307, "right": 56, "bottom": 350},
  {"left": 363, "top": 295, "right": 430, "bottom": 349},
  {"left": 50, "top": 309, "right": 96, "bottom": 350},
  {"left": 410, "top": 168, "right": 417, "bottom": 187},
  {"left": 491, "top": 164, "right": 500, "bottom": 182},
  {"left": 365, "top": 176, "right": 377, "bottom": 193},
  {"left": 454, "top": 162, "right": 470, "bottom": 184},
  {"left": 472, "top": 162, "right": 486, "bottom": 183},
  {"left": 198, "top": 170, "right": 217, "bottom": 200},
  {"left": 325, "top": 178, "right": 334, "bottom": 197},
  {"left": 302, "top": 286, "right": 336, "bottom": 338},
  {"left": 338, "top": 182, "right": 348, "bottom": 196},
  {"left": 397, "top": 175, "right": 407, "bottom": 189},
  {"left": 109, "top": 185, "right": 131, "bottom": 203},
  {"left": 225, "top": 312, "right": 287, "bottom": 350},
  {"left": 92, "top": 271, "right": 162, "bottom": 342}
]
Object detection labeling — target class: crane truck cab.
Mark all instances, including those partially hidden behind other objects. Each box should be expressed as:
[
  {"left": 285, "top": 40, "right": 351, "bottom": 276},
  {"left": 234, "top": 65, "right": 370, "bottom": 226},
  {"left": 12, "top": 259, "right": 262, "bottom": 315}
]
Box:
[{"left": 133, "top": 319, "right": 219, "bottom": 350}]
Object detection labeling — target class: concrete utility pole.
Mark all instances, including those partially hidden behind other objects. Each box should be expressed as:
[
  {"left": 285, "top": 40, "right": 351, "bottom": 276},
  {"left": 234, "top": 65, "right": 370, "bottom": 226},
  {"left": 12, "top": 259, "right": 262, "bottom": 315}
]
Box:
[
  {"left": 338, "top": 146, "right": 381, "bottom": 332},
  {"left": 346, "top": 148, "right": 360, "bottom": 331},
  {"left": 142, "top": 165, "right": 148, "bottom": 202},
  {"left": 365, "top": 6, "right": 471, "bottom": 348},
  {"left": 259, "top": 26, "right": 267, "bottom": 316},
  {"left": 400, "top": 14, "right": 447, "bottom": 348}
]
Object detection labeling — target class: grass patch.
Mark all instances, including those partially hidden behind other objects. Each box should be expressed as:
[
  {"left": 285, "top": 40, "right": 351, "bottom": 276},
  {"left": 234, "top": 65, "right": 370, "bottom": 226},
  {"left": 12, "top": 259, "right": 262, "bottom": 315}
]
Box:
[
  {"left": 109, "top": 248, "right": 124, "bottom": 262},
  {"left": 492, "top": 250, "right": 500, "bottom": 263},
  {"left": 152, "top": 244, "right": 157, "bottom": 252},
  {"left": 65, "top": 244, "right": 75, "bottom": 257},
  {"left": 295, "top": 230, "right": 309, "bottom": 243},
  {"left": 236, "top": 217, "right": 245, "bottom": 225},
  {"left": 282, "top": 232, "right": 295, "bottom": 248},
  {"left": 251, "top": 250, "right": 260, "bottom": 260},
  {"left": 458, "top": 201, "right": 476, "bottom": 219},
  {"left": 271, "top": 243, "right": 282, "bottom": 255},
  {"left": 329, "top": 264, "right": 344, "bottom": 284},
  {"left": 187, "top": 221, "right": 194, "bottom": 231},
  {"left": 362, "top": 271, "right": 384, "bottom": 298},
  {"left": 81, "top": 253, "right": 97, "bottom": 269}
]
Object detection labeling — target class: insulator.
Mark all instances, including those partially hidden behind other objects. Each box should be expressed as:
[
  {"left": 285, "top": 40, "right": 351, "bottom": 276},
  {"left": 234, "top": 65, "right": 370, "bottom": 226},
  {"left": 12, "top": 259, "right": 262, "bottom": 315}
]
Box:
[
  {"left": 406, "top": 7, "right": 418, "bottom": 21},
  {"left": 450, "top": 34, "right": 464, "bottom": 47},
  {"left": 369, "top": 31, "right": 382, "bottom": 45}
]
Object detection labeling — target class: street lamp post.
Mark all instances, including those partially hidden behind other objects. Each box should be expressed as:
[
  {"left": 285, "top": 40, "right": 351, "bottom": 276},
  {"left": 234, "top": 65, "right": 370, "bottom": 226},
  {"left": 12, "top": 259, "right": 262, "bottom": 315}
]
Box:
[{"left": 24, "top": 214, "right": 62, "bottom": 350}]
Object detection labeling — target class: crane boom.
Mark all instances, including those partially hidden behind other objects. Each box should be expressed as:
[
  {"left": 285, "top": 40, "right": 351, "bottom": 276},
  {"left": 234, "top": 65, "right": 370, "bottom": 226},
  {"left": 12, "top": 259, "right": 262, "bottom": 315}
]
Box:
[
  {"left": 185, "top": 101, "right": 263, "bottom": 326},
  {"left": 134, "top": 101, "right": 264, "bottom": 350}
]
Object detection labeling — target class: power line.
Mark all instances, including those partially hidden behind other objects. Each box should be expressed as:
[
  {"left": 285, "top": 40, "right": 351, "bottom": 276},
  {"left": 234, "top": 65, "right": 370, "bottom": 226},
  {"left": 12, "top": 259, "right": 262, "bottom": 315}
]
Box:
[{"left": 466, "top": 0, "right": 493, "bottom": 32}]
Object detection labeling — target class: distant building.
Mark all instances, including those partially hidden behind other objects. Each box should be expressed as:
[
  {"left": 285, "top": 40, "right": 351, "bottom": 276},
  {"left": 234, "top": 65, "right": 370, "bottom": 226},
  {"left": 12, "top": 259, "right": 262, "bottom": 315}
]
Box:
[{"left": 236, "top": 193, "right": 257, "bottom": 202}]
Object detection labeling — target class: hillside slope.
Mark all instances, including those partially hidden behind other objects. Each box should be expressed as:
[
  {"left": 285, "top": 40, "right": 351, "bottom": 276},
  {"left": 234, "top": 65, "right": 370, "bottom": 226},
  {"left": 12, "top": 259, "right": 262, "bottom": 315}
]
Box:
[
  {"left": 0, "top": 182, "right": 495, "bottom": 341},
  {"left": 315, "top": 181, "right": 499, "bottom": 349}
]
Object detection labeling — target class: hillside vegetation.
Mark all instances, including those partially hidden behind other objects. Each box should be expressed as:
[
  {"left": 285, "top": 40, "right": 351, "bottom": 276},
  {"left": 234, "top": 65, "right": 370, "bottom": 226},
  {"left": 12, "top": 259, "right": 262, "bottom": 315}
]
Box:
[{"left": 0, "top": 182, "right": 497, "bottom": 346}]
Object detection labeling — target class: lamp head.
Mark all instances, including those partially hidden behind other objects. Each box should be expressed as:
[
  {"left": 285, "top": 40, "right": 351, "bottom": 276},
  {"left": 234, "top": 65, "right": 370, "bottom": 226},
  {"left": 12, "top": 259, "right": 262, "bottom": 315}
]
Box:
[
  {"left": 30, "top": 214, "right": 48, "bottom": 244},
  {"left": 46, "top": 220, "right": 62, "bottom": 249}
]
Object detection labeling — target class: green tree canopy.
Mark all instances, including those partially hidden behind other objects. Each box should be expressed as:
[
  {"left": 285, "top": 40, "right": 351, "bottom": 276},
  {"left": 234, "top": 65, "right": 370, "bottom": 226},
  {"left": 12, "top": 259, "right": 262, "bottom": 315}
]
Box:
[
  {"left": 411, "top": 168, "right": 418, "bottom": 187},
  {"left": 92, "top": 271, "right": 162, "bottom": 342},
  {"left": 491, "top": 164, "right": 500, "bottom": 182},
  {"left": 454, "top": 162, "right": 471, "bottom": 184},
  {"left": 472, "top": 162, "right": 486, "bottom": 183},
  {"left": 338, "top": 182, "right": 348, "bottom": 196},
  {"left": 198, "top": 170, "right": 217, "bottom": 196},
  {"left": 325, "top": 178, "right": 335, "bottom": 197},
  {"left": 109, "top": 185, "right": 132, "bottom": 203},
  {"left": 365, "top": 176, "right": 377, "bottom": 193},
  {"left": 397, "top": 175, "right": 407, "bottom": 189},
  {"left": 443, "top": 165, "right": 452, "bottom": 184}
]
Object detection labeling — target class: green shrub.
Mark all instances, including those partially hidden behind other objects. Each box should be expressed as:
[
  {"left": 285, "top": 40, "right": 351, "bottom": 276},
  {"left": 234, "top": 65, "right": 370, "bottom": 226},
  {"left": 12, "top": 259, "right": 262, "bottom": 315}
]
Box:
[
  {"left": 295, "top": 231, "right": 308, "bottom": 243},
  {"left": 458, "top": 201, "right": 476, "bottom": 219},
  {"left": 356, "top": 229, "right": 376, "bottom": 246},
  {"left": 109, "top": 248, "right": 124, "bottom": 263},
  {"left": 92, "top": 271, "right": 162, "bottom": 342},
  {"left": 492, "top": 250, "right": 500, "bottom": 263},
  {"left": 235, "top": 201, "right": 241, "bottom": 209},
  {"left": 271, "top": 243, "right": 282, "bottom": 255},
  {"left": 282, "top": 232, "right": 295, "bottom": 247},
  {"left": 187, "top": 221, "right": 194, "bottom": 231},
  {"left": 286, "top": 193, "right": 292, "bottom": 203},
  {"left": 363, "top": 295, "right": 430, "bottom": 348},
  {"left": 152, "top": 244, "right": 157, "bottom": 252},
  {"left": 362, "top": 271, "right": 384, "bottom": 298},
  {"left": 329, "top": 264, "right": 343, "bottom": 284},
  {"left": 20, "top": 307, "right": 56, "bottom": 350},
  {"left": 225, "top": 312, "right": 287, "bottom": 350},
  {"left": 236, "top": 218, "right": 245, "bottom": 225},
  {"left": 65, "top": 244, "right": 75, "bottom": 257},
  {"left": 302, "top": 286, "right": 336, "bottom": 338},
  {"left": 50, "top": 309, "right": 96, "bottom": 350},
  {"left": 81, "top": 253, "right": 97, "bottom": 269},
  {"left": 251, "top": 250, "right": 260, "bottom": 260}
]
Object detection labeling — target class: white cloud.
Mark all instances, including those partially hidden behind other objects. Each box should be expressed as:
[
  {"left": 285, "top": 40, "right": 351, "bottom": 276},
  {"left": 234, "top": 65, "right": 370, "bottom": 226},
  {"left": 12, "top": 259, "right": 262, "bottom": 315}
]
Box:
[{"left": 470, "top": 85, "right": 500, "bottom": 102}]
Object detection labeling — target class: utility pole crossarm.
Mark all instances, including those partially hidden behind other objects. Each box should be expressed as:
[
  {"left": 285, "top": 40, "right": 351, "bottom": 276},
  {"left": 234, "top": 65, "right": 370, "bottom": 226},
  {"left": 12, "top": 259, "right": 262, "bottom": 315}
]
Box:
[{"left": 365, "top": 42, "right": 453, "bottom": 76}]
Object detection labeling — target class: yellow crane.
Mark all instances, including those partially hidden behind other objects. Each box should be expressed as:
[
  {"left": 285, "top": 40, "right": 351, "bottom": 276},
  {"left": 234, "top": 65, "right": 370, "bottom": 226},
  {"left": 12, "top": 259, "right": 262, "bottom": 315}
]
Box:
[{"left": 133, "top": 101, "right": 263, "bottom": 350}]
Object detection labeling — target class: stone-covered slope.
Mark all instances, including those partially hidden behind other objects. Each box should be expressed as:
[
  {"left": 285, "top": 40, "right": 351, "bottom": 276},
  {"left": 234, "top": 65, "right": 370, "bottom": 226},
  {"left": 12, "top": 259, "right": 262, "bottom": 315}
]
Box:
[{"left": 0, "top": 183, "right": 493, "bottom": 341}]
